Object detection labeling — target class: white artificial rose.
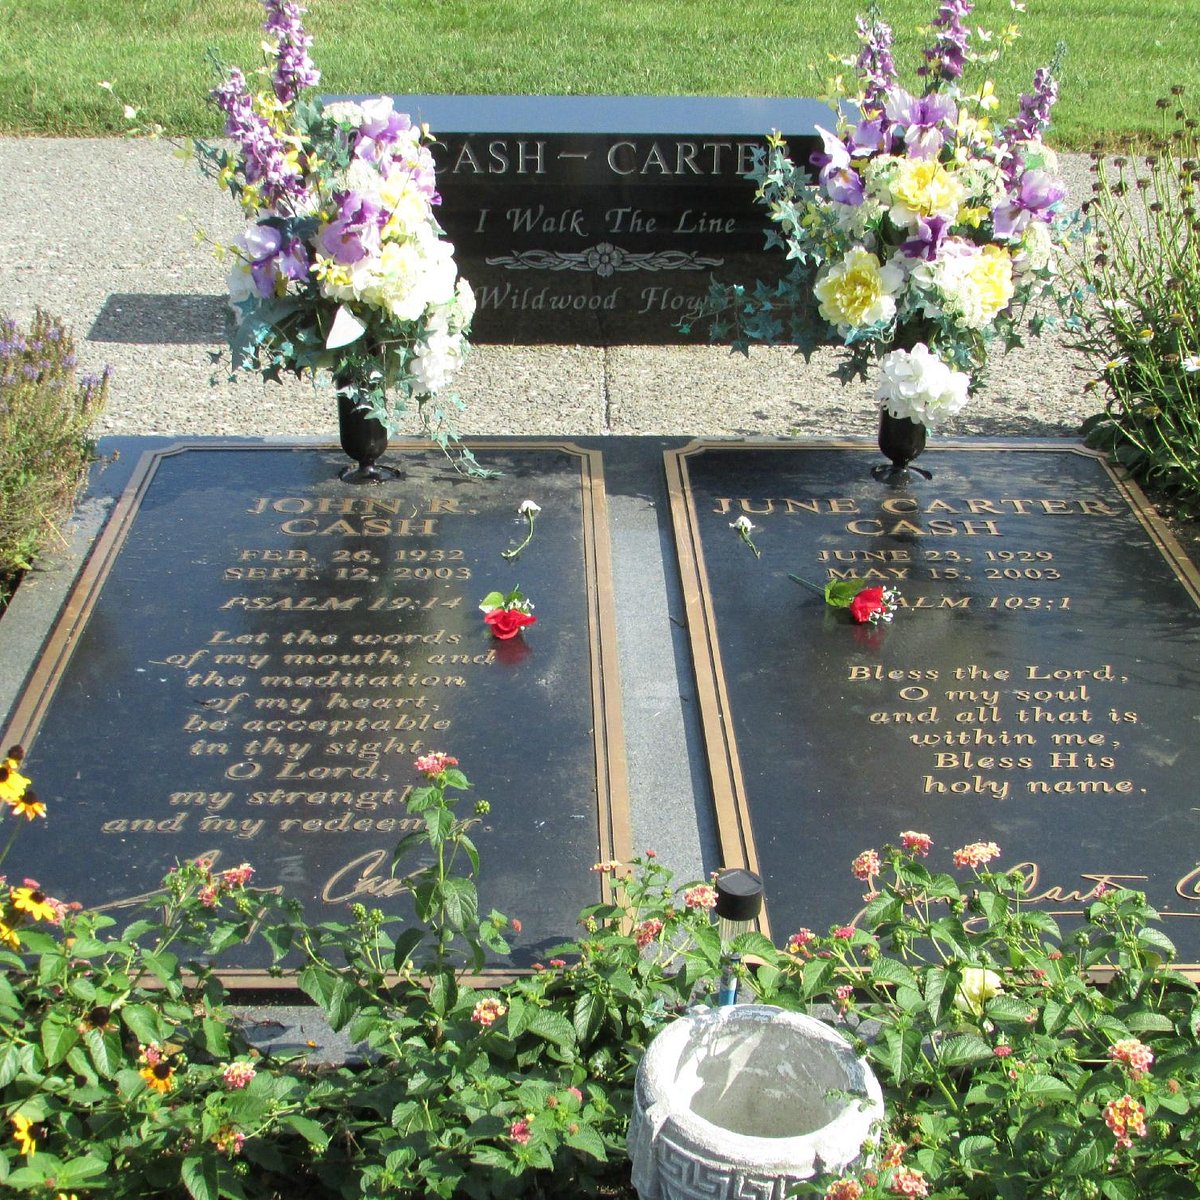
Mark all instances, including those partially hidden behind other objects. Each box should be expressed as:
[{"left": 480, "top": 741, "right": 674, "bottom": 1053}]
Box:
[
  {"left": 877, "top": 343, "right": 971, "bottom": 428},
  {"left": 953, "top": 966, "right": 1003, "bottom": 1016}
]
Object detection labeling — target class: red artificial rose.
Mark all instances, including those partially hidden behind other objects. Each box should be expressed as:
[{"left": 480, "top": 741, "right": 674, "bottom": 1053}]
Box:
[
  {"left": 849, "top": 586, "right": 889, "bottom": 624},
  {"left": 484, "top": 608, "right": 537, "bottom": 640}
]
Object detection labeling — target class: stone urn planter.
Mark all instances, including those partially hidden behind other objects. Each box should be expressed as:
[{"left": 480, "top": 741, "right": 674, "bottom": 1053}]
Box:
[{"left": 627, "top": 1005, "right": 884, "bottom": 1200}]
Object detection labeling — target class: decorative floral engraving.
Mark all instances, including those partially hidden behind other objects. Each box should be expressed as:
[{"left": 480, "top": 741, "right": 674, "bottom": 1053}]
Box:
[{"left": 485, "top": 243, "right": 724, "bottom": 276}]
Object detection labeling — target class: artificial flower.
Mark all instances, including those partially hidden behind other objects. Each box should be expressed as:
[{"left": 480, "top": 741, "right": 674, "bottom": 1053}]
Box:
[
  {"left": 502, "top": 498, "right": 542, "bottom": 561},
  {"left": 954, "top": 965, "right": 1003, "bottom": 1016},
  {"left": 200, "top": 0, "right": 474, "bottom": 460},
  {"left": 730, "top": 515, "right": 761, "bottom": 558},
  {"left": 848, "top": 585, "right": 898, "bottom": 624},
  {"left": 877, "top": 343, "right": 970, "bottom": 428},
  {"left": 479, "top": 587, "right": 537, "bottom": 640}
]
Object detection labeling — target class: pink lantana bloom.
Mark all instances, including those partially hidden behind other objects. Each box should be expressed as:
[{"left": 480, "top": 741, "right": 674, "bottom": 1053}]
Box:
[
  {"left": 508, "top": 1119, "right": 532, "bottom": 1145},
  {"left": 471, "top": 998, "right": 507, "bottom": 1027},
  {"left": 1109, "top": 1039, "right": 1154, "bottom": 1078},
  {"left": 851, "top": 849, "right": 881, "bottom": 881},
  {"left": 414, "top": 752, "right": 458, "bottom": 778},
  {"left": 889, "top": 1165, "right": 930, "bottom": 1197},
  {"left": 684, "top": 884, "right": 718, "bottom": 910},
  {"left": 635, "top": 918, "right": 664, "bottom": 949},
  {"left": 222, "top": 1061, "right": 257, "bottom": 1090},
  {"left": 952, "top": 841, "right": 1001, "bottom": 869},
  {"left": 900, "top": 831, "right": 933, "bottom": 856}
]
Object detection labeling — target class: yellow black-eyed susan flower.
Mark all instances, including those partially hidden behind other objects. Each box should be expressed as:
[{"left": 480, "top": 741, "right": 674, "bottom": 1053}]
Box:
[
  {"left": 10, "top": 789, "right": 46, "bottom": 821},
  {"left": 139, "top": 1059, "right": 175, "bottom": 1094},
  {"left": 11, "top": 1112, "right": 37, "bottom": 1156},
  {"left": 10, "top": 885, "right": 56, "bottom": 923}
]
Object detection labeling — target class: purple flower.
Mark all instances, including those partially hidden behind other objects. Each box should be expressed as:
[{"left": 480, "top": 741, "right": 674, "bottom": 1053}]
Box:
[
  {"left": 810, "top": 126, "right": 864, "bottom": 206},
  {"left": 901, "top": 214, "right": 950, "bottom": 260},
  {"left": 262, "top": 0, "right": 320, "bottom": 104},
  {"left": 211, "top": 67, "right": 306, "bottom": 209},
  {"left": 884, "top": 89, "right": 958, "bottom": 159},
  {"left": 850, "top": 118, "right": 886, "bottom": 155},
  {"left": 316, "top": 191, "right": 385, "bottom": 264},
  {"left": 919, "top": 0, "right": 973, "bottom": 83},
  {"left": 992, "top": 169, "right": 1067, "bottom": 237},
  {"left": 1000, "top": 65, "right": 1060, "bottom": 158},
  {"left": 855, "top": 11, "right": 897, "bottom": 114}
]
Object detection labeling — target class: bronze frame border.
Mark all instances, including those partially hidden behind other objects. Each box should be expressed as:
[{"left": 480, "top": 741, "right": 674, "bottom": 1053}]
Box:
[
  {"left": 3, "top": 439, "right": 631, "bottom": 988},
  {"left": 667, "top": 437, "right": 1200, "bottom": 964}
]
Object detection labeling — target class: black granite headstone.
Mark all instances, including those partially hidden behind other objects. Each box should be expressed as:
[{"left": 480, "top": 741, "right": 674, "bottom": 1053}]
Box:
[
  {"left": 669, "top": 441, "right": 1200, "bottom": 965},
  {"left": 383, "top": 96, "right": 825, "bottom": 344},
  {"left": 3, "top": 442, "right": 629, "bottom": 982}
]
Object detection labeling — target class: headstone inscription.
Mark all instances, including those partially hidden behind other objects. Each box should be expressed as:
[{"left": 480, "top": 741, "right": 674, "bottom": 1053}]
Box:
[
  {"left": 385, "top": 95, "right": 824, "bottom": 344},
  {"left": 668, "top": 442, "right": 1200, "bottom": 965},
  {"left": 2, "top": 442, "right": 630, "bottom": 983}
]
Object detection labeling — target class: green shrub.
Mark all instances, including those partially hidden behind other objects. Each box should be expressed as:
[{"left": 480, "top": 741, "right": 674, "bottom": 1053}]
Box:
[
  {"left": 1071, "top": 90, "right": 1200, "bottom": 512},
  {"left": 0, "top": 310, "right": 108, "bottom": 604}
]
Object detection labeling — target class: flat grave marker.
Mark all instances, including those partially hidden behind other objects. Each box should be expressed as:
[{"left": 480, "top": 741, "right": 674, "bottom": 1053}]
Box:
[
  {"left": 3, "top": 442, "right": 629, "bottom": 983},
  {"left": 668, "top": 441, "right": 1200, "bottom": 964}
]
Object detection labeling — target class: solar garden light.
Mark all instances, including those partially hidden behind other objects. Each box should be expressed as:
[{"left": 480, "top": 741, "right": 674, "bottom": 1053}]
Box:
[{"left": 714, "top": 868, "right": 764, "bottom": 1006}]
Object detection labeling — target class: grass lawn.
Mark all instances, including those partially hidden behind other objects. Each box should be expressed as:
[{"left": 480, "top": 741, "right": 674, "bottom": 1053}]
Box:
[{"left": 0, "top": 0, "right": 1197, "bottom": 146}]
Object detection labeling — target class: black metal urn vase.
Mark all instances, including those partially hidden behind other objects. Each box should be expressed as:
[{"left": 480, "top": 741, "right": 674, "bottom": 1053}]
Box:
[
  {"left": 336, "top": 390, "right": 400, "bottom": 484},
  {"left": 874, "top": 409, "right": 930, "bottom": 481}
]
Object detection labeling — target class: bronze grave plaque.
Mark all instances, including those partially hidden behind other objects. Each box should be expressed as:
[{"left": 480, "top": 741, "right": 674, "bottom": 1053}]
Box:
[
  {"left": 668, "top": 441, "right": 1200, "bottom": 965},
  {"left": 3, "top": 441, "right": 630, "bottom": 983}
]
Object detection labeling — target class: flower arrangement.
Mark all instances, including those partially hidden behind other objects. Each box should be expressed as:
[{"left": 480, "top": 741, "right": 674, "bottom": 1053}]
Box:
[
  {"left": 696, "top": 0, "right": 1074, "bottom": 433},
  {"left": 197, "top": 0, "right": 476, "bottom": 465}
]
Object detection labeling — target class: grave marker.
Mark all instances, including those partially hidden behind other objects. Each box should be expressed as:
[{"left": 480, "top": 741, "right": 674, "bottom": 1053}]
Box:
[
  {"left": 384, "top": 95, "right": 824, "bottom": 344},
  {"left": 668, "top": 441, "right": 1200, "bottom": 964},
  {"left": 3, "top": 442, "right": 630, "bottom": 983}
]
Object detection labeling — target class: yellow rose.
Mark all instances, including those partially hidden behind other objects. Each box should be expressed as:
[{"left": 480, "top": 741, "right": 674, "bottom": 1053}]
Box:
[
  {"left": 966, "top": 245, "right": 1014, "bottom": 324},
  {"left": 813, "top": 246, "right": 903, "bottom": 334},
  {"left": 890, "top": 159, "right": 966, "bottom": 225},
  {"left": 954, "top": 966, "right": 1003, "bottom": 1016}
]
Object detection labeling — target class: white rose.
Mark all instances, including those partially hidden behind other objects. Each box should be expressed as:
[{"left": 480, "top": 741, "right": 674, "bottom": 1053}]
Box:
[{"left": 877, "top": 343, "right": 970, "bottom": 429}]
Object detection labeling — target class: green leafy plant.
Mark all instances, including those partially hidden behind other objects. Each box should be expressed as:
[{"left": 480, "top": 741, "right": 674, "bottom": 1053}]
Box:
[
  {"left": 1071, "top": 88, "right": 1200, "bottom": 513},
  {"left": 4, "top": 745, "right": 1199, "bottom": 1199},
  {"left": 745, "top": 835, "right": 1200, "bottom": 1199},
  {"left": 0, "top": 310, "right": 107, "bottom": 607}
]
